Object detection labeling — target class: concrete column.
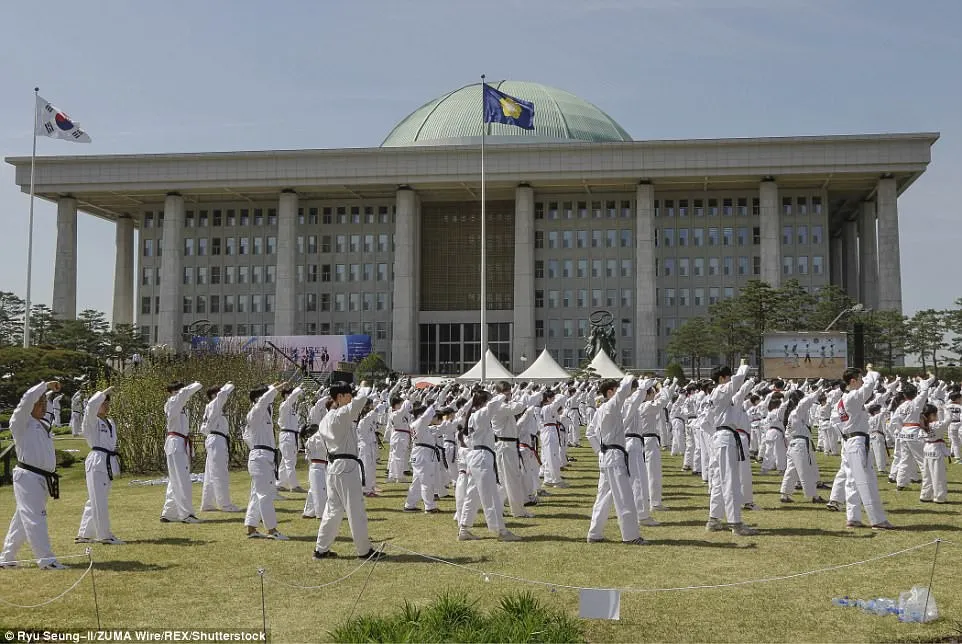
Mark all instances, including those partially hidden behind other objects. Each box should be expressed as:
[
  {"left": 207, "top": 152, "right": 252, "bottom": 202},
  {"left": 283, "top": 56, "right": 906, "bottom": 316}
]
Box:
[
  {"left": 111, "top": 215, "right": 135, "bottom": 327},
  {"left": 843, "top": 219, "right": 859, "bottom": 300},
  {"left": 859, "top": 201, "right": 879, "bottom": 310},
  {"left": 391, "top": 188, "right": 419, "bottom": 373},
  {"left": 829, "top": 235, "right": 843, "bottom": 287},
  {"left": 52, "top": 197, "right": 78, "bottom": 319},
  {"left": 634, "top": 182, "right": 657, "bottom": 369},
  {"left": 876, "top": 177, "right": 902, "bottom": 312},
  {"left": 274, "top": 190, "right": 298, "bottom": 336},
  {"left": 759, "top": 180, "right": 781, "bottom": 287},
  {"left": 158, "top": 193, "right": 184, "bottom": 349},
  {"left": 512, "top": 185, "right": 535, "bottom": 372}
]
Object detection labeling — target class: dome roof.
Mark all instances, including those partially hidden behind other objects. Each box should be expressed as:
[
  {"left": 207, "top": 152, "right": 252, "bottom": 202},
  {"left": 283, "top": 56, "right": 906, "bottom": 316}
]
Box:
[{"left": 381, "top": 81, "right": 632, "bottom": 147}]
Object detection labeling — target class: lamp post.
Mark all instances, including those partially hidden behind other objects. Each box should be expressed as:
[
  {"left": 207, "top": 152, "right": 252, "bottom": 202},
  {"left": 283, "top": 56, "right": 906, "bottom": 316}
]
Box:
[
  {"left": 824, "top": 303, "right": 866, "bottom": 332},
  {"left": 824, "top": 303, "right": 871, "bottom": 368}
]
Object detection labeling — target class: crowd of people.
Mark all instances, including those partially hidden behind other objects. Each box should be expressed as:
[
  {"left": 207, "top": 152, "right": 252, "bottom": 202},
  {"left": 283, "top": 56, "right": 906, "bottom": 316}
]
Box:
[{"left": 2, "top": 363, "right": 960, "bottom": 569}]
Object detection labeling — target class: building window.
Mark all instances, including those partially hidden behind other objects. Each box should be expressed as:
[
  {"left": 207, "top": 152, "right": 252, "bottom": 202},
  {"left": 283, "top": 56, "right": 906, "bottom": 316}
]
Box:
[
  {"left": 797, "top": 225, "right": 808, "bottom": 245},
  {"left": 140, "top": 297, "right": 151, "bottom": 315},
  {"left": 197, "top": 238, "right": 208, "bottom": 256},
  {"left": 811, "top": 225, "right": 823, "bottom": 245},
  {"left": 753, "top": 256, "right": 761, "bottom": 275},
  {"left": 737, "top": 227, "right": 748, "bottom": 246},
  {"left": 797, "top": 256, "right": 809, "bottom": 274},
  {"left": 239, "top": 237, "right": 249, "bottom": 255},
  {"left": 813, "top": 255, "right": 824, "bottom": 274},
  {"left": 678, "top": 229, "right": 688, "bottom": 247},
  {"left": 197, "top": 266, "right": 208, "bottom": 285},
  {"left": 182, "top": 296, "right": 192, "bottom": 314},
  {"left": 663, "top": 228, "right": 674, "bottom": 247},
  {"left": 782, "top": 197, "right": 793, "bottom": 215},
  {"left": 184, "top": 238, "right": 194, "bottom": 256},
  {"left": 783, "top": 225, "right": 793, "bottom": 245},
  {"left": 182, "top": 267, "right": 193, "bottom": 285},
  {"left": 267, "top": 236, "right": 277, "bottom": 254},
  {"left": 692, "top": 228, "right": 702, "bottom": 247},
  {"left": 783, "top": 256, "right": 794, "bottom": 275},
  {"left": 708, "top": 228, "right": 719, "bottom": 246}
]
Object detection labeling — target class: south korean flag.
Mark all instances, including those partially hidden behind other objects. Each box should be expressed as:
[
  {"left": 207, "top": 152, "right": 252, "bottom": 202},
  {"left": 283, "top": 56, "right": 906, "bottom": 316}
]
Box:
[{"left": 35, "top": 95, "right": 92, "bottom": 143}]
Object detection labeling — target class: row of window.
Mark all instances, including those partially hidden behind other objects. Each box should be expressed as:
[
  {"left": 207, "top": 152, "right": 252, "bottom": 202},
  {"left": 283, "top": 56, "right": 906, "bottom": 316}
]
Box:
[
  {"left": 296, "top": 292, "right": 390, "bottom": 313},
  {"left": 535, "top": 259, "right": 633, "bottom": 280},
  {"left": 142, "top": 233, "right": 396, "bottom": 258},
  {"left": 140, "top": 291, "right": 393, "bottom": 316},
  {"left": 534, "top": 318, "right": 634, "bottom": 340},
  {"left": 657, "top": 224, "right": 824, "bottom": 248},
  {"left": 535, "top": 229, "right": 633, "bottom": 249},
  {"left": 661, "top": 287, "right": 736, "bottom": 307},
  {"left": 141, "top": 321, "right": 391, "bottom": 345},
  {"left": 656, "top": 255, "right": 824, "bottom": 277},
  {"left": 535, "top": 288, "right": 633, "bottom": 309},
  {"left": 654, "top": 196, "right": 823, "bottom": 218},
  {"left": 142, "top": 206, "right": 395, "bottom": 229},
  {"left": 535, "top": 201, "right": 633, "bottom": 221}
]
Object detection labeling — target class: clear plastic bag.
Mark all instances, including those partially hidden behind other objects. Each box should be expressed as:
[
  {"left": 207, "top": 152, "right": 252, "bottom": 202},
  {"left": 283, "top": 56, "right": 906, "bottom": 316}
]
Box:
[{"left": 898, "top": 586, "right": 938, "bottom": 623}]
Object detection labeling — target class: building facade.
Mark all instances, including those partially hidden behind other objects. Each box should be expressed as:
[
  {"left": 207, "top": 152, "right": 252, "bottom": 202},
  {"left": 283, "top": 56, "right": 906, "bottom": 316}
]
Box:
[{"left": 7, "top": 81, "right": 937, "bottom": 373}]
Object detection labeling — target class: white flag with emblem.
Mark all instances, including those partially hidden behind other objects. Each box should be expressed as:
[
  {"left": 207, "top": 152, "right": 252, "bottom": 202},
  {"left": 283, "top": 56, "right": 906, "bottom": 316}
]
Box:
[{"left": 35, "top": 95, "right": 91, "bottom": 143}]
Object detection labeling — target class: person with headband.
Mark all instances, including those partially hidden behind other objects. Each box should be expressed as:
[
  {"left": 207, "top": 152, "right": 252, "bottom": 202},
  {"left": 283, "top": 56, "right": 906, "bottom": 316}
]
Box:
[{"left": 76, "top": 387, "right": 123, "bottom": 544}]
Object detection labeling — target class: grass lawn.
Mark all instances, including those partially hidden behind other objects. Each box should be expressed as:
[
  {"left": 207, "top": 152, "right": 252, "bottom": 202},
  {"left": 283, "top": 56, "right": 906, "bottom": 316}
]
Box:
[{"left": 1, "top": 436, "right": 961, "bottom": 643}]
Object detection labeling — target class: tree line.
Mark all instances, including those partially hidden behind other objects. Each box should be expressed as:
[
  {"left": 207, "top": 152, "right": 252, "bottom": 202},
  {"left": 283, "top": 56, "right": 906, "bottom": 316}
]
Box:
[{"left": 665, "top": 280, "right": 962, "bottom": 377}]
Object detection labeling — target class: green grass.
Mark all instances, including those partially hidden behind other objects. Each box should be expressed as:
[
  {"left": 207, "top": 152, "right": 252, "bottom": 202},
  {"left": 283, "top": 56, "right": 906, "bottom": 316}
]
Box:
[{"left": 1, "top": 437, "right": 961, "bottom": 643}]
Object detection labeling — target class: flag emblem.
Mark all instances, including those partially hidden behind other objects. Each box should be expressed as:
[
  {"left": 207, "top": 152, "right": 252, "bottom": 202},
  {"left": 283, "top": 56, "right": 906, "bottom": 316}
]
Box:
[
  {"left": 54, "top": 113, "right": 74, "bottom": 131},
  {"left": 499, "top": 97, "right": 522, "bottom": 119}
]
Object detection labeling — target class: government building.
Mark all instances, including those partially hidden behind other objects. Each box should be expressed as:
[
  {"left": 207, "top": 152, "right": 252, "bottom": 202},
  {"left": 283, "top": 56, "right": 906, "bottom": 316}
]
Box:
[{"left": 7, "top": 81, "right": 937, "bottom": 374}]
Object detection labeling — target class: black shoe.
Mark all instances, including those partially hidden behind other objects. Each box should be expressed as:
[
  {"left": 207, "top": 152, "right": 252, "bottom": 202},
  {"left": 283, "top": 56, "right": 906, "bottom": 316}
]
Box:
[
  {"left": 358, "top": 548, "right": 387, "bottom": 560},
  {"left": 523, "top": 501, "right": 538, "bottom": 507},
  {"left": 402, "top": 506, "right": 419, "bottom": 513},
  {"left": 816, "top": 482, "right": 829, "bottom": 490},
  {"left": 313, "top": 550, "right": 337, "bottom": 559},
  {"left": 403, "top": 470, "right": 413, "bottom": 477},
  {"left": 159, "top": 517, "right": 172, "bottom": 523}
]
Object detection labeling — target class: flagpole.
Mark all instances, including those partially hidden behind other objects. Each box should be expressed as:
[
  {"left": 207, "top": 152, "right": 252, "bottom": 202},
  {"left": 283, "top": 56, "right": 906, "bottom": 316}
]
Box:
[
  {"left": 479, "top": 74, "right": 487, "bottom": 383},
  {"left": 24, "top": 87, "right": 39, "bottom": 348}
]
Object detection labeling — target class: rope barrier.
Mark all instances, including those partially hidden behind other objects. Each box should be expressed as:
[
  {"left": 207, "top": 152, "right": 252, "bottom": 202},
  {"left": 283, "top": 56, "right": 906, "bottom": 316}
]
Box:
[
  {"left": 0, "top": 551, "right": 92, "bottom": 566},
  {"left": 0, "top": 559, "right": 93, "bottom": 609},
  {"left": 260, "top": 545, "right": 384, "bottom": 590},
  {"left": 384, "top": 539, "right": 943, "bottom": 594}
]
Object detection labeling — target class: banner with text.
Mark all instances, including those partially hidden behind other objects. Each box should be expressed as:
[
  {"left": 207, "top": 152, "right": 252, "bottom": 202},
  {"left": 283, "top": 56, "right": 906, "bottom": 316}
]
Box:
[{"left": 190, "top": 334, "right": 372, "bottom": 371}]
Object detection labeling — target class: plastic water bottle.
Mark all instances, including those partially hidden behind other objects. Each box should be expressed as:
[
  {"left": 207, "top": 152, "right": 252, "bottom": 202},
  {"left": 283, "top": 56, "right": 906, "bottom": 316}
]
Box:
[{"left": 832, "top": 597, "right": 851, "bottom": 608}]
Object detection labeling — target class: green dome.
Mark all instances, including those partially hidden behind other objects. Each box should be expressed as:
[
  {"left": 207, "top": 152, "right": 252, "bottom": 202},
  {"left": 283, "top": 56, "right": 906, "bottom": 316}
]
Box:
[{"left": 380, "top": 81, "right": 632, "bottom": 147}]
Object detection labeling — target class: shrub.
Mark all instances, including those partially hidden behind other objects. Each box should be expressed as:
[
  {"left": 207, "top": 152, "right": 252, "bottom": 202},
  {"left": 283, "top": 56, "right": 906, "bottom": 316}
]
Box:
[
  {"left": 665, "top": 362, "right": 686, "bottom": 382},
  {"left": 55, "top": 449, "right": 76, "bottom": 468},
  {"left": 329, "top": 590, "right": 585, "bottom": 643}
]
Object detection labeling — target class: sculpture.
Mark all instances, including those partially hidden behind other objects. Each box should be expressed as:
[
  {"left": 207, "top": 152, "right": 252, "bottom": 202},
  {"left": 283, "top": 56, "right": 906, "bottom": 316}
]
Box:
[{"left": 585, "top": 310, "right": 617, "bottom": 361}]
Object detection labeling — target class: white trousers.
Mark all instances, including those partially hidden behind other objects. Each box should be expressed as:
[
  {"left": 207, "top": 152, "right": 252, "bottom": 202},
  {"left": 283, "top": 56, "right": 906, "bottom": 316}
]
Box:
[
  {"left": 738, "top": 432, "right": 754, "bottom": 504},
  {"left": 520, "top": 444, "right": 540, "bottom": 500},
  {"left": 302, "top": 462, "right": 328, "bottom": 518},
  {"left": 626, "top": 437, "right": 651, "bottom": 519},
  {"left": 162, "top": 437, "right": 194, "bottom": 520},
  {"left": 277, "top": 431, "right": 301, "bottom": 490},
  {"left": 387, "top": 431, "right": 411, "bottom": 482},
  {"left": 540, "top": 425, "right": 564, "bottom": 484},
  {"left": 315, "top": 460, "right": 371, "bottom": 555},
  {"left": 870, "top": 433, "right": 889, "bottom": 473},
  {"left": 895, "top": 438, "right": 924, "bottom": 487},
  {"left": 670, "top": 418, "right": 685, "bottom": 455},
  {"left": 949, "top": 423, "right": 962, "bottom": 461},
  {"left": 244, "top": 455, "right": 278, "bottom": 531},
  {"left": 643, "top": 436, "right": 663, "bottom": 507},
  {"left": 405, "top": 446, "right": 438, "bottom": 510},
  {"left": 201, "top": 433, "right": 233, "bottom": 510},
  {"left": 358, "top": 440, "right": 378, "bottom": 494},
  {"left": 1, "top": 469, "right": 56, "bottom": 566},
  {"left": 683, "top": 422, "right": 696, "bottom": 469},
  {"left": 920, "top": 443, "right": 949, "bottom": 502},
  {"left": 495, "top": 442, "right": 528, "bottom": 517},
  {"left": 708, "top": 431, "right": 743, "bottom": 525},
  {"left": 841, "top": 437, "right": 887, "bottom": 525},
  {"left": 78, "top": 454, "right": 115, "bottom": 540},
  {"left": 761, "top": 429, "right": 786, "bottom": 472},
  {"left": 780, "top": 438, "right": 817, "bottom": 498},
  {"left": 460, "top": 449, "right": 505, "bottom": 534},
  {"left": 70, "top": 412, "right": 83, "bottom": 436},
  {"left": 587, "top": 459, "right": 640, "bottom": 542}
]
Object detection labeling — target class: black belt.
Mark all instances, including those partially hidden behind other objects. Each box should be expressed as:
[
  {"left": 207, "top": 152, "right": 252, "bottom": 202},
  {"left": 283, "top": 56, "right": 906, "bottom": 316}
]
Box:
[
  {"left": 789, "top": 435, "right": 814, "bottom": 465},
  {"left": 642, "top": 433, "right": 661, "bottom": 446},
  {"left": 844, "top": 432, "right": 871, "bottom": 466},
  {"left": 280, "top": 429, "right": 300, "bottom": 436},
  {"left": 625, "top": 433, "right": 645, "bottom": 462},
  {"left": 16, "top": 463, "right": 60, "bottom": 499},
  {"left": 91, "top": 446, "right": 119, "bottom": 480},
  {"left": 473, "top": 445, "right": 500, "bottom": 484},
  {"left": 329, "top": 453, "right": 366, "bottom": 486},
  {"left": 414, "top": 442, "right": 445, "bottom": 468},
  {"left": 253, "top": 444, "right": 280, "bottom": 478},
  {"left": 600, "top": 442, "right": 630, "bottom": 476},
  {"left": 209, "top": 430, "right": 231, "bottom": 454},
  {"left": 717, "top": 426, "right": 745, "bottom": 461},
  {"left": 495, "top": 436, "right": 522, "bottom": 464}
]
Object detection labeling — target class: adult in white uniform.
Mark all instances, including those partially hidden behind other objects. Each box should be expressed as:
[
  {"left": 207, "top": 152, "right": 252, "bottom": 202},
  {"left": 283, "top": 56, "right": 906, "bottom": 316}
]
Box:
[
  {"left": 314, "top": 381, "right": 386, "bottom": 559},
  {"left": 641, "top": 379, "right": 674, "bottom": 511},
  {"left": 277, "top": 385, "right": 306, "bottom": 492},
  {"left": 243, "top": 384, "right": 289, "bottom": 540},
  {"left": 836, "top": 366, "right": 895, "bottom": 530},
  {"left": 76, "top": 387, "right": 123, "bottom": 544},
  {"left": 302, "top": 396, "right": 332, "bottom": 518},
  {"left": 161, "top": 381, "right": 203, "bottom": 523},
  {"left": 386, "top": 390, "right": 413, "bottom": 484},
  {"left": 586, "top": 376, "right": 646, "bottom": 544},
  {"left": 623, "top": 380, "right": 655, "bottom": 525},
  {"left": 0, "top": 381, "right": 65, "bottom": 569},
  {"left": 69, "top": 389, "right": 84, "bottom": 436},
  {"left": 778, "top": 387, "right": 826, "bottom": 504},
  {"left": 490, "top": 382, "right": 539, "bottom": 518},
  {"left": 200, "top": 383, "right": 241, "bottom": 512},
  {"left": 946, "top": 391, "right": 962, "bottom": 464},
  {"left": 404, "top": 403, "right": 442, "bottom": 513},
  {"left": 539, "top": 391, "right": 569, "bottom": 488}
]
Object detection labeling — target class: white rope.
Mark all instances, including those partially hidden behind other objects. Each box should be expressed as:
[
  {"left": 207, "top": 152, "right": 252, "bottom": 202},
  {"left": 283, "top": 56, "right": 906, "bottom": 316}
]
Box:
[
  {"left": 0, "top": 559, "right": 92, "bottom": 609},
  {"left": 1, "top": 551, "right": 92, "bottom": 565},
  {"left": 261, "top": 545, "right": 383, "bottom": 590},
  {"left": 385, "top": 539, "right": 941, "bottom": 593}
]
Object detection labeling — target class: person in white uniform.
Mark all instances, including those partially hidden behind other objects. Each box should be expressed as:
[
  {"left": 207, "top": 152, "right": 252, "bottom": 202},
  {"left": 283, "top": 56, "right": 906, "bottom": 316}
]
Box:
[
  {"left": 76, "top": 387, "right": 123, "bottom": 544},
  {"left": 945, "top": 391, "right": 961, "bottom": 464},
  {"left": 242, "top": 384, "right": 289, "bottom": 540},
  {"left": 836, "top": 365, "right": 895, "bottom": 530},
  {"left": 276, "top": 385, "right": 306, "bottom": 493},
  {"left": 200, "top": 383, "right": 241, "bottom": 512},
  {"left": 403, "top": 403, "right": 443, "bottom": 513},
  {"left": 161, "top": 381, "right": 203, "bottom": 523},
  {"left": 586, "top": 375, "right": 646, "bottom": 545},
  {"left": 314, "top": 381, "right": 386, "bottom": 560},
  {"left": 386, "top": 388, "right": 413, "bottom": 484},
  {"left": 919, "top": 402, "right": 951, "bottom": 503},
  {"left": 1, "top": 381, "right": 65, "bottom": 569},
  {"left": 778, "top": 386, "right": 826, "bottom": 505},
  {"left": 69, "top": 388, "right": 85, "bottom": 436},
  {"left": 303, "top": 399, "right": 332, "bottom": 520},
  {"left": 490, "top": 382, "right": 539, "bottom": 519}
]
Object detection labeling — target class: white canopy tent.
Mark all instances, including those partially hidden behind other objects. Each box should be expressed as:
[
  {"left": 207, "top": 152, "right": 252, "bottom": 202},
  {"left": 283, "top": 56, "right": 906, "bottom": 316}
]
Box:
[
  {"left": 516, "top": 348, "right": 570, "bottom": 383},
  {"left": 587, "top": 349, "right": 625, "bottom": 378},
  {"left": 457, "top": 349, "right": 516, "bottom": 382}
]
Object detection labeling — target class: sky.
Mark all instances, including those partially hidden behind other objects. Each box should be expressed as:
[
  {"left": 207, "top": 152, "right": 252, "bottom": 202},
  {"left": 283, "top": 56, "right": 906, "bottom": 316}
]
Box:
[{"left": 1, "top": 0, "right": 960, "bottom": 322}]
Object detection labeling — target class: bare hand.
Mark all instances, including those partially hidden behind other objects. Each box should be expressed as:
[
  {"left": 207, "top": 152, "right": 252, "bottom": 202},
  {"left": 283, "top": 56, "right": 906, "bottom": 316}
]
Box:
[{"left": 47, "top": 381, "right": 62, "bottom": 392}]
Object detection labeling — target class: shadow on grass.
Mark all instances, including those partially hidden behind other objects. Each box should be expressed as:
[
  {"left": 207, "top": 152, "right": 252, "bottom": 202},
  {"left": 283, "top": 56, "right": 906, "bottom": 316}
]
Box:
[
  {"left": 760, "top": 527, "right": 877, "bottom": 537},
  {"left": 887, "top": 507, "right": 957, "bottom": 515},
  {"left": 527, "top": 512, "right": 590, "bottom": 521},
  {"left": 644, "top": 539, "right": 758, "bottom": 549},
  {"left": 893, "top": 524, "right": 962, "bottom": 532},
  {"left": 510, "top": 534, "right": 587, "bottom": 543},
  {"left": 127, "top": 537, "right": 210, "bottom": 546},
  {"left": 91, "top": 560, "right": 175, "bottom": 572},
  {"left": 376, "top": 553, "right": 490, "bottom": 565},
  {"left": 192, "top": 518, "right": 245, "bottom": 524}
]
